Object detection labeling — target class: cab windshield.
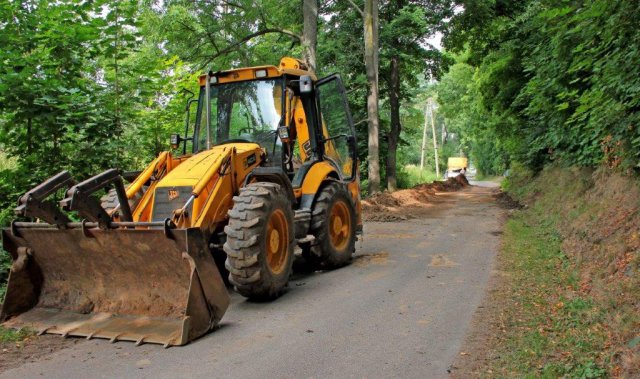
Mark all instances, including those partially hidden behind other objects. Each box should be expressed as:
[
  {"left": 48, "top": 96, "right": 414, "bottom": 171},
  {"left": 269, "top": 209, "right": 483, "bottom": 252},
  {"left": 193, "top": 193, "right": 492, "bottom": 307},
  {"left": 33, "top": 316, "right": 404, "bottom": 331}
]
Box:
[{"left": 196, "top": 78, "right": 284, "bottom": 152}]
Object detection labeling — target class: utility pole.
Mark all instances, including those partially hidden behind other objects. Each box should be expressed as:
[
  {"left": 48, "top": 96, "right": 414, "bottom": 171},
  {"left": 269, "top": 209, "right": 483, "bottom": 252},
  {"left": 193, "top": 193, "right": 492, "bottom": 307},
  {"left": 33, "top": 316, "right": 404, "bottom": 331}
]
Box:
[
  {"left": 429, "top": 98, "right": 440, "bottom": 178},
  {"left": 420, "top": 103, "right": 429, "bottom": 174}
]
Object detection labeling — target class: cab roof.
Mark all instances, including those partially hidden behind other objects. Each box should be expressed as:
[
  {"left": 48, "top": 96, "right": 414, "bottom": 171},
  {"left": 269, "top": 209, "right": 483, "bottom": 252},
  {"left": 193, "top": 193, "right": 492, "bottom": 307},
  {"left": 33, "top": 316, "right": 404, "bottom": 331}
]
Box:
[{"left": 198, "top": 57, "right": 317, "bottom": 86}]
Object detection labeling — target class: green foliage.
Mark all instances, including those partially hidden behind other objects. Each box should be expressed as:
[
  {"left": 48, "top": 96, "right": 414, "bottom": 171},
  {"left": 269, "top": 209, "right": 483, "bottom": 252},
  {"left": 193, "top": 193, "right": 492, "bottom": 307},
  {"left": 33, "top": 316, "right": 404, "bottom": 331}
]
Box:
[
  {"left": 0, "top": 326, "right": 35, "bottom": 344},
  {"left": 150, "top": 0, "right": 303, "bottom": 70},
  {"left": 0, "top": 1, "right": 123, "bottom": 179},
  {"left": 397, "top": 164, "right": 438, "bottom": 188},
  {"left": 500, "top": 162, "right": 535, "bottom": 198},
  {"left": 0, "top": 1, "right": 199, "bottom": 215},
  {"left": 444, "top": 0, "right": 640, "bottom": 173},
  {"left": 0, "top": 1, "right": 198, "bottom": 292},
  {"left": 435, "top": 61, "right": 509, "bottom": 175},
  {"left": 0, "top": 248, "right": 10, "bottom": 300}
]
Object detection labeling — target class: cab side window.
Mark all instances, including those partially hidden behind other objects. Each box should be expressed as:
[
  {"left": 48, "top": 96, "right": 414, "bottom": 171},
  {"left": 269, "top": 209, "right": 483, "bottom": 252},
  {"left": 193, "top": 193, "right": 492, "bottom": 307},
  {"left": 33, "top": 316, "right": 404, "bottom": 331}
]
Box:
[{"left": 316, "top": 76, "right": 356, "bottom": 180}]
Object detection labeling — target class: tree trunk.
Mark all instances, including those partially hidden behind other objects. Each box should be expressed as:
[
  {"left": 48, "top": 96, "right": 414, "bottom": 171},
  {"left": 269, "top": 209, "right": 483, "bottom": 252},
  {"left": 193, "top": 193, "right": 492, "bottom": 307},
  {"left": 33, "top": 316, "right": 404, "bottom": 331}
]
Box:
[
  {"left": 364, "top": 0, "right": 380, "bottom": 194},
  {"left": 302, "top": 0, "right": 318, "bottom": 72},
  {"left": 386, "top": 55, "right": 400, "bottom": 191}
]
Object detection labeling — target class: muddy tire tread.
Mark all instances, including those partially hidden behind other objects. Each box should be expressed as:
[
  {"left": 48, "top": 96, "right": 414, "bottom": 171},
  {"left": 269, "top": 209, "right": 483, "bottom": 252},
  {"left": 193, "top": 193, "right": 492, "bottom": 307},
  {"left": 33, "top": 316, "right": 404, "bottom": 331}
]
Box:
[
  {"left": 224, "top": 182, "right": 294, "bottom": 300},
  {"left": 303, "top": 182, "right": 357, "bottom": 269}
]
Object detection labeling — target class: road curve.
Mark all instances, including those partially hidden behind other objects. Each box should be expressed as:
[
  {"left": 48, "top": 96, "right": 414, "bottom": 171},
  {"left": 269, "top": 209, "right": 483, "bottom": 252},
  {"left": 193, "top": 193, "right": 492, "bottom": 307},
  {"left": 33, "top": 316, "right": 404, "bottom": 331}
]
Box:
[{"left": 2, "top": 184, "right": 503, "bottom": 379}]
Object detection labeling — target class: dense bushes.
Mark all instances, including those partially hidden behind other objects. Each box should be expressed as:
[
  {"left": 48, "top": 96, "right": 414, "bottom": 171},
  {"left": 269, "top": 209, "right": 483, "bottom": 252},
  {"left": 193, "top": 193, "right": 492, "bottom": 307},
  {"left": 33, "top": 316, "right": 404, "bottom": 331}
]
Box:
[{"left": 442, "top": 0, "right": 640, "bottom": 173}]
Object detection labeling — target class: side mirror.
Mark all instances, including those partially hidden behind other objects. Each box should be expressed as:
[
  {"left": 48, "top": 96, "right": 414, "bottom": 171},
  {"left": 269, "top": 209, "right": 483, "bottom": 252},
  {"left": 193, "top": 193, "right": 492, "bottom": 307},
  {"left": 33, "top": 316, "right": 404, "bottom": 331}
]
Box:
[
  {"left": 277, "top": 126, "right": 290, "bottom": 143},
  {"left": 170, "top": 133, "right": 181, "bottom": 149},
  {"left": 299, "top": 75, "right": 313, "bottom": 94}
]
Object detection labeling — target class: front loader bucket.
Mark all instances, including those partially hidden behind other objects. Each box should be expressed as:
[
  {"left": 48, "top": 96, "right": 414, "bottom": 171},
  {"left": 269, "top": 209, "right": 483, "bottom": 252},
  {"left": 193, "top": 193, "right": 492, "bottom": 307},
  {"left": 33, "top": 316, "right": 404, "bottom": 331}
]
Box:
[{"left": 0, "top": 225, "right": 230, "bottom": 347}]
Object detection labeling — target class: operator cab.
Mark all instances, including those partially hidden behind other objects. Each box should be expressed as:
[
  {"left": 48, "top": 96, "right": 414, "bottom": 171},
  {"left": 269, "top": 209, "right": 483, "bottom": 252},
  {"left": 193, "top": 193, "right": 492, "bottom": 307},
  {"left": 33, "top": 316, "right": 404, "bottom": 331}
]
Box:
[{"left": 175, "top": 58, "right": 358, "bottom": 184}]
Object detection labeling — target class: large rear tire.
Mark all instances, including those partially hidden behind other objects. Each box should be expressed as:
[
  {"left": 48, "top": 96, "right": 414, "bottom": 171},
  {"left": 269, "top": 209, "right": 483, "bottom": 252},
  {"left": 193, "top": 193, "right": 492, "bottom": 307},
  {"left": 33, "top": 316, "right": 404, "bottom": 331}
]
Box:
[
  {"left": 303, "top": 182, "right": 357, "bottom": 269},
  {"left": 100, "top": 187, "right": 144, "bottom": 216},
  {"left": 224, "top": 182, "right": 295, "bottom": 300}
]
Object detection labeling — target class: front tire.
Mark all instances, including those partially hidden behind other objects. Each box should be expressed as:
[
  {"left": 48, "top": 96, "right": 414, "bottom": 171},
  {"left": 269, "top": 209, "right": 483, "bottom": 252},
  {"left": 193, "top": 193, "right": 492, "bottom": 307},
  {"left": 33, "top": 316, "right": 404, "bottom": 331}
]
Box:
[
  {"left": 224, "top": 182, "right": 295, "bottom": 300},
  {"left": 303, "top": 182, "right": 357, "bottom": 269},
  {"left": 100, "top": 187, "right": 144, "bottom": 217}
]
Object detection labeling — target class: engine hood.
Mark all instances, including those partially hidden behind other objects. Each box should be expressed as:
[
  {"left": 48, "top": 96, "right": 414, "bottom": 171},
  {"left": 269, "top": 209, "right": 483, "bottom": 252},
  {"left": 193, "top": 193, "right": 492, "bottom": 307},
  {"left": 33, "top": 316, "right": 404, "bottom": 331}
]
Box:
[{"left": 157, "top": 143, "right": 261, "bottom": 189}]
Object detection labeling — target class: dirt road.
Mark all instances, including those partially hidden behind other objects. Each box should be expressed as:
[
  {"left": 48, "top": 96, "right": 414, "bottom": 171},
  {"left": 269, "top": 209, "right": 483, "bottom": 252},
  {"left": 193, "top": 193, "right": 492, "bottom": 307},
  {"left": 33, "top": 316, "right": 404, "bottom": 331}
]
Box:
[{"left": 1, "top": 183, "right": 502, "bottom": 379}]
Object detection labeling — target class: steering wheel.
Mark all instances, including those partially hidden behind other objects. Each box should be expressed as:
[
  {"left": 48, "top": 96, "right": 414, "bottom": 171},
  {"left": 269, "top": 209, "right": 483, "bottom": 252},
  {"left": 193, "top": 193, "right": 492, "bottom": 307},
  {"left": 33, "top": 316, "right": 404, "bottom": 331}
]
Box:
[{"left": 238, "top": 127, "right": 256, "bottom": 135}]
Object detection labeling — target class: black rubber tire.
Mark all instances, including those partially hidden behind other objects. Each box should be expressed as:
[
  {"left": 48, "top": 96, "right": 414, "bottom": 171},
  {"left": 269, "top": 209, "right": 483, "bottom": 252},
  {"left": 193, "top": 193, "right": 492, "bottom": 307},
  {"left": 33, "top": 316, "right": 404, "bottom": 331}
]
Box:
[
  {"left": 100, "top": 187, "right": 143, "bottom": 216},
  {"left": 211, "top": 246, "right": 231, "bottom": 287},
  {"left": 302, "top": 182, "right": 357, "bottom": 269},
  {"left": 224, "top": 182, "right": 295, "bottom": 300},
  {"left": 100, "top": 189, "right": 120, "bottom": 214}
]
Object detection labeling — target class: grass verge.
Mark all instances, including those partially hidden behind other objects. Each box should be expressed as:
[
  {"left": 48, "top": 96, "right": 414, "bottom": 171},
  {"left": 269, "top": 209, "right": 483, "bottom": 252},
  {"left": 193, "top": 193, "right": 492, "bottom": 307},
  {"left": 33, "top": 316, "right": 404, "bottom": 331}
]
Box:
[
  {"left": 491, "top": 207, "right": 609, "bottom": 377},
  {"left": 0, "top": 252, "right": 33, "bottom": 344},
  {"left": 0, "top": 326, "right": 34, "bottom": 344},
  {"left": 397, "top": 164, "right": 438, "bottom": 188}
]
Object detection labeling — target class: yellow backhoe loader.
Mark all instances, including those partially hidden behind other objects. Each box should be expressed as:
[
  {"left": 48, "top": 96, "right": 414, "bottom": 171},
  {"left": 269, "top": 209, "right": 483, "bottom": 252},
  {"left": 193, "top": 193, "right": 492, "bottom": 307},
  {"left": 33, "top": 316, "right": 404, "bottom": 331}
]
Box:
[{"left": 1, "top": 57, "right": 362, "bottom": 347}]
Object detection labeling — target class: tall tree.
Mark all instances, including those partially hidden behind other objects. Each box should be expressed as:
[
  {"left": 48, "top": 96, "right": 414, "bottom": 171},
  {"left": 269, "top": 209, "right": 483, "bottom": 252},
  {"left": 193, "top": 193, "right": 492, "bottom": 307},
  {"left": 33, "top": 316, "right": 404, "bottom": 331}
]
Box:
[
  {"left": 380, "top": 0, "right": 451, "bottom": 190},
  {"left": 364, "top": 0, "right": 381, "bottom": 193},
  {"left": 344, "top": 0, "right": 381, "bottom": 193},
  {"left": 387, "top": 54, "right": 401, "bottom": 190},
  {"left": 99, "top": 0, "right": 141, "bottom": 165},
  {"left": 156, "top": 0, "right": 303, "bottom": 69},
  {"left": 302, "top": 0, "right": 318, "bottom": 72}
]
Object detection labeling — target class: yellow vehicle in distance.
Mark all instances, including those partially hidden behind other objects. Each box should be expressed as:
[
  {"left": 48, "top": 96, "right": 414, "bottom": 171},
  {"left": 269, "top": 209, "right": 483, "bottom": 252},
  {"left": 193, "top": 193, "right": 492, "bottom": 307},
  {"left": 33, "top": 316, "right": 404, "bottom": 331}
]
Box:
[{"left": 444, "top": 157, "right": 468, "bottom": 179}]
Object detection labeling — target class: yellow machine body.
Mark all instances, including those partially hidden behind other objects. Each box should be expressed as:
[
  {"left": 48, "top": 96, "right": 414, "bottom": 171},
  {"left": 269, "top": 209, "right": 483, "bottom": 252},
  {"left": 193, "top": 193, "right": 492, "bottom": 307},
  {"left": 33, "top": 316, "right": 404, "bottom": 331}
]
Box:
[{"left": 1, "top": 57, "right": 362, "bottom": 346}]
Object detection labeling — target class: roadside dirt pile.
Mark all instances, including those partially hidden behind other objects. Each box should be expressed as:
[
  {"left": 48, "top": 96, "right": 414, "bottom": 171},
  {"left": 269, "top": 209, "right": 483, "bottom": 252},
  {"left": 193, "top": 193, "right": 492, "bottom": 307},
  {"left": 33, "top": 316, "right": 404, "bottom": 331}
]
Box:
[
  {"left": 362, "top": 175, "right": 469, "bottom": 222},
  {"left": 492, "top": 191, "right": 523, "bottom": 210}
]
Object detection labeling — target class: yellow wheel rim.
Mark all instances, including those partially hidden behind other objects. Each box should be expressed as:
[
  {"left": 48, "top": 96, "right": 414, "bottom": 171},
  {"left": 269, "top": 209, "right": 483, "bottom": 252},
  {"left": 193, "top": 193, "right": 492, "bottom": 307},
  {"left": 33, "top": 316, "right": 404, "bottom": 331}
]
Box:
[
  {"left": 266, "top": 209, "right": 288, "bottom": 274},
  {"left": 329, "top": 201, "right": 351, "bottom": 252}
]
